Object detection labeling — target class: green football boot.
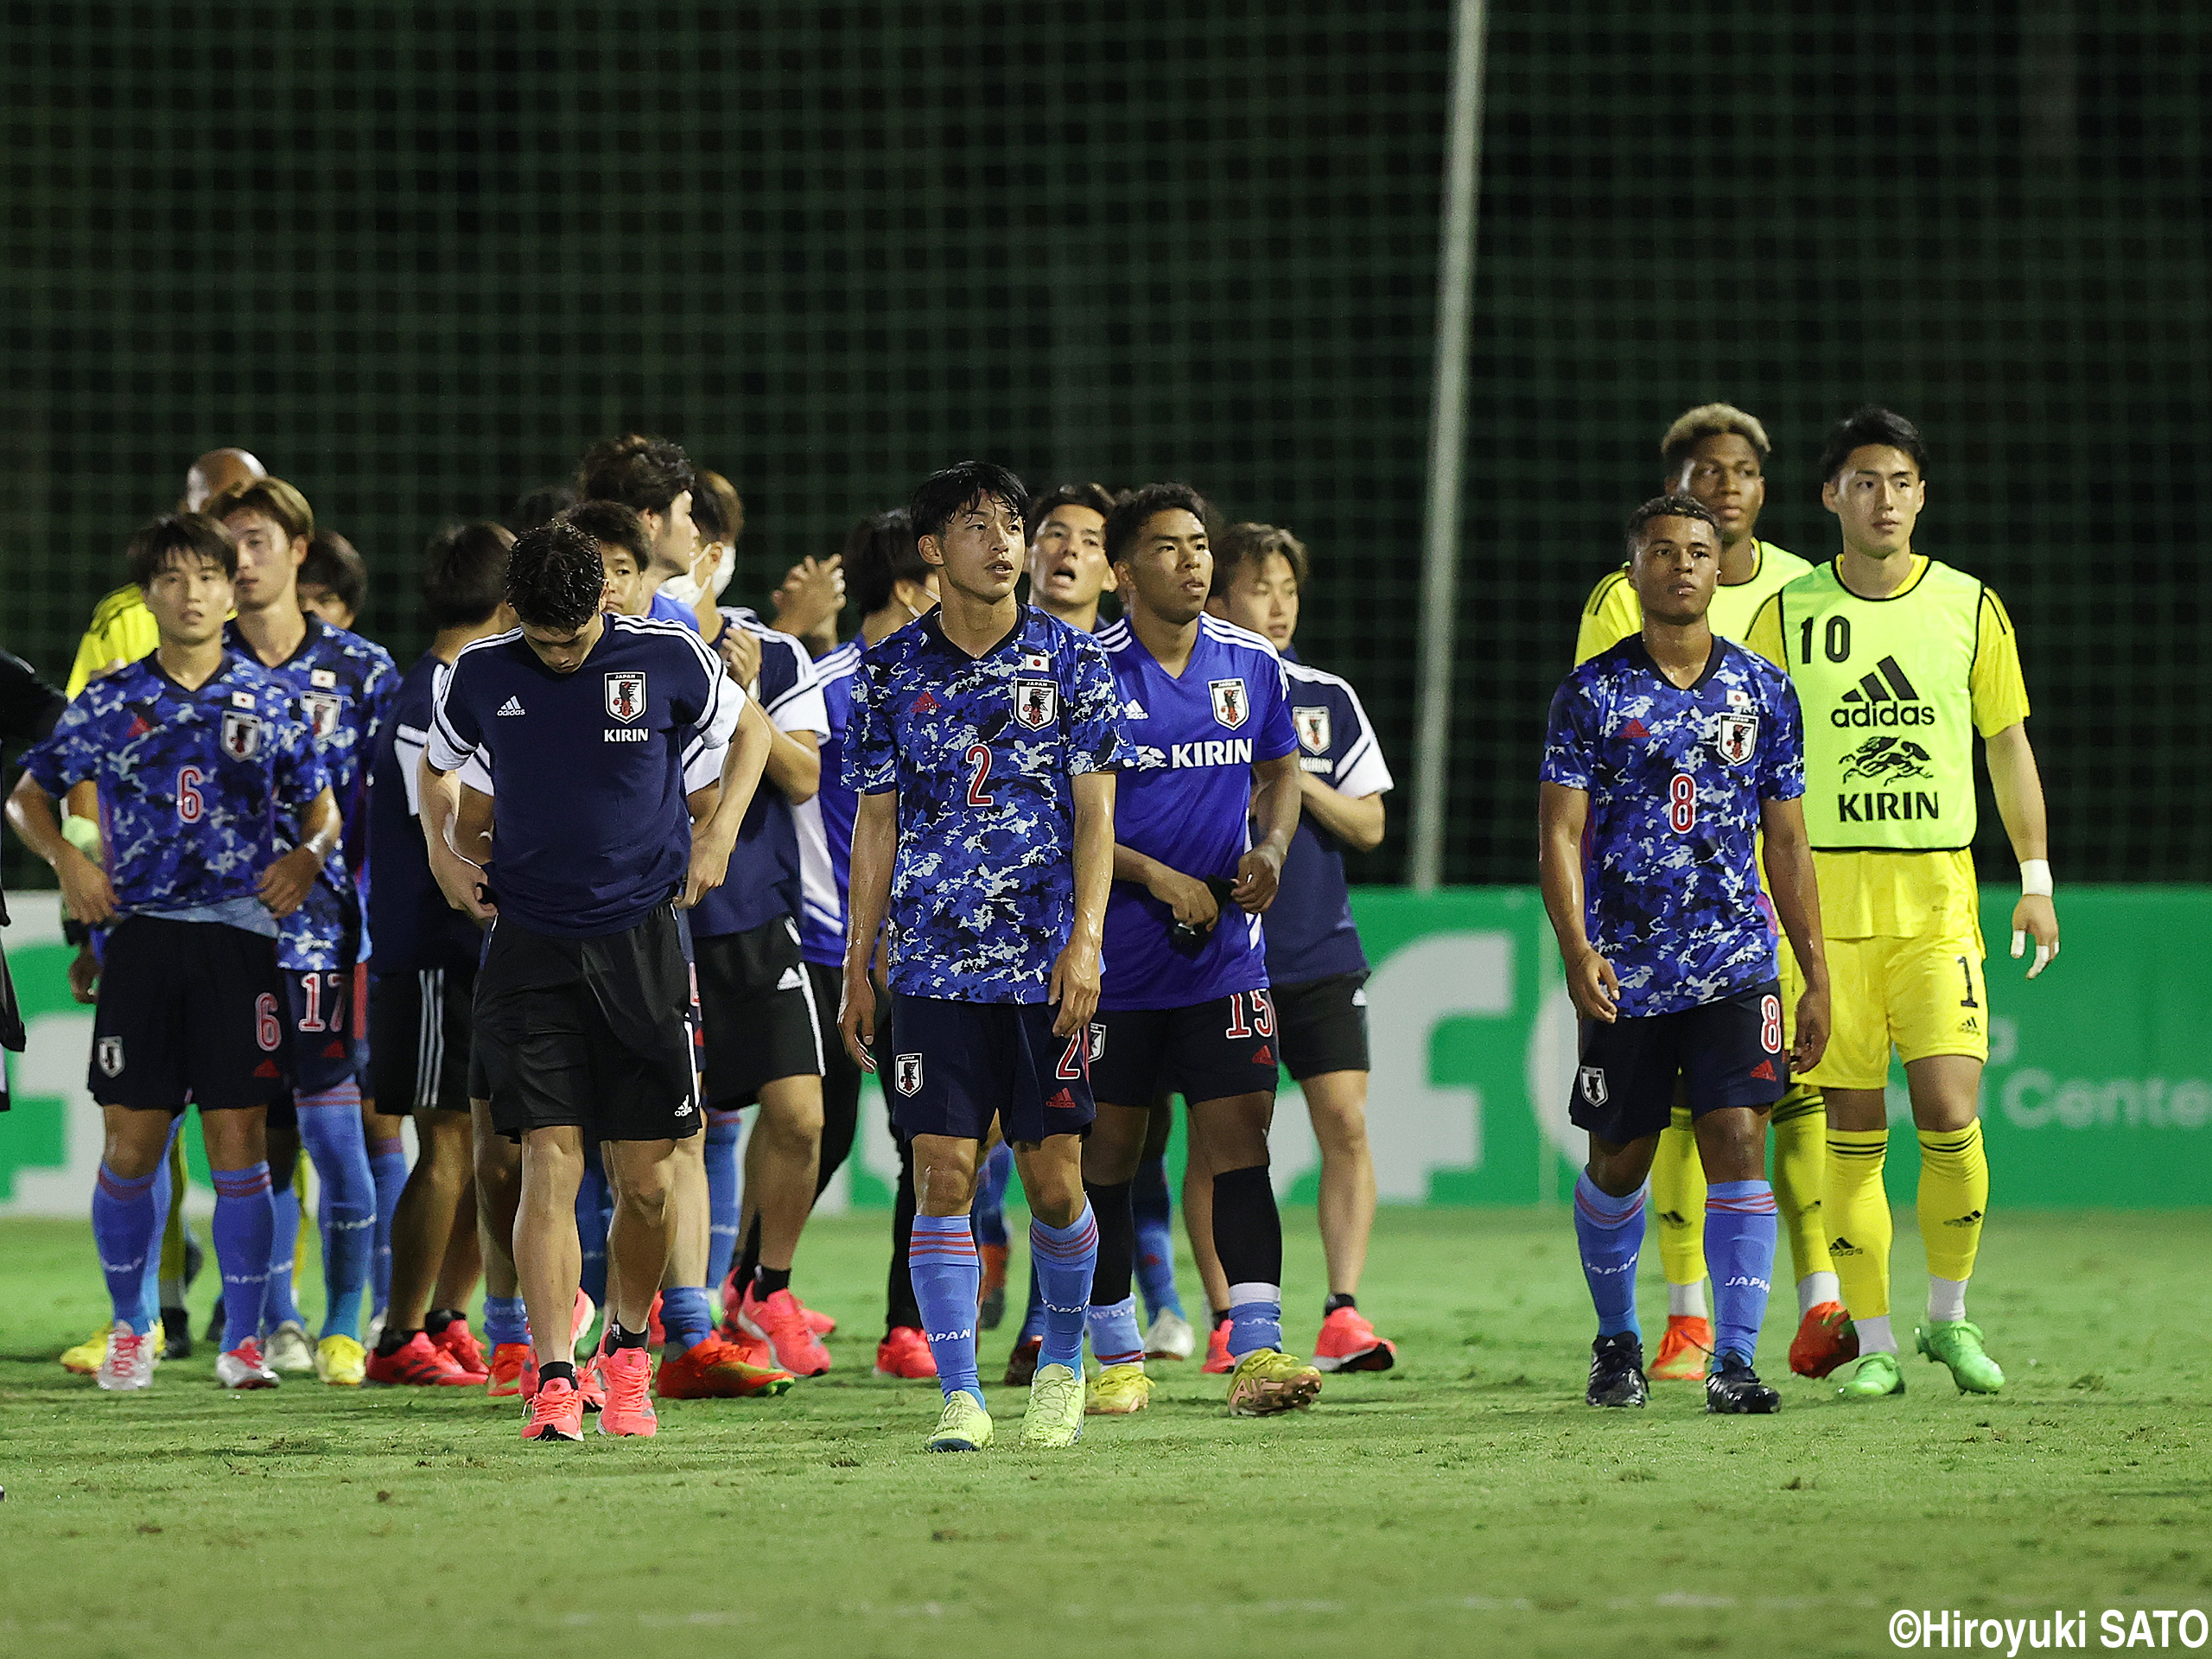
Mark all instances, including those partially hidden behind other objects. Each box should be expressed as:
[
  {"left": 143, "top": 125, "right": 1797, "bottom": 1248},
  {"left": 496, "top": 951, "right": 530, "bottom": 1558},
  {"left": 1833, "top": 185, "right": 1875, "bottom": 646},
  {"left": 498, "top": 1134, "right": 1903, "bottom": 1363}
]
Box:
[
  {"left": 925, "top": 1389, "right": 995, "bottom": 1452},
  {"left": 1916, "top": 1320, "right": 2005, "bottom": 1394},
  {"left": 1832, "top": 1350, "right": 1906, "bottom": 1401}
]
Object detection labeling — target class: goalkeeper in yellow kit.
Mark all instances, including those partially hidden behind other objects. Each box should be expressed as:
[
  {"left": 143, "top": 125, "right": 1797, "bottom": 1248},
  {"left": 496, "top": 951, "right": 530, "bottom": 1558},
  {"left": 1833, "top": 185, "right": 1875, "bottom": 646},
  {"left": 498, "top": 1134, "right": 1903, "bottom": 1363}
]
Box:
[
  {"left": 1747, "top": 406, "right": 2058, "bottom": 1400},
  {"left": 1573, "top": 404, "right": 1852, "bottom": 1382}
]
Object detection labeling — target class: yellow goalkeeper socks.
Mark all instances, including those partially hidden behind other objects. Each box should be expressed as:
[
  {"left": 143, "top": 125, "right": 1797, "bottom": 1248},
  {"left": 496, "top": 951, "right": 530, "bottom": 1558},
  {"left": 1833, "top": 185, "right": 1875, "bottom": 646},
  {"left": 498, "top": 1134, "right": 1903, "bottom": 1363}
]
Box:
[
  {"left": 1769, "top": 1089, "right": 1833, "bottom": 1289},
  {"left": 1649, "top": 1108, "right": 1707, "bottom": 1300},
  {"left": 1917, "top": 1120, "right": 1989, "bottom": 1289},
  {"left": 1826, "top": 1128, "right": 1893, "bottom": 1337}
]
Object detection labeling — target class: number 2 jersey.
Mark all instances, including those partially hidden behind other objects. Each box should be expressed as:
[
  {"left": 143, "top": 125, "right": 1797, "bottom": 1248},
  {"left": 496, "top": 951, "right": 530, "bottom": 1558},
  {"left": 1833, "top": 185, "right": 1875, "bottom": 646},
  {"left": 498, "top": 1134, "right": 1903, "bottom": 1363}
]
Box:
[
  {"left": 842, "top": 605, "right": 1129, "bottom": 1003},
  {"left": 1541, "top": 636, "right": 1805, "bottom": 1017}
]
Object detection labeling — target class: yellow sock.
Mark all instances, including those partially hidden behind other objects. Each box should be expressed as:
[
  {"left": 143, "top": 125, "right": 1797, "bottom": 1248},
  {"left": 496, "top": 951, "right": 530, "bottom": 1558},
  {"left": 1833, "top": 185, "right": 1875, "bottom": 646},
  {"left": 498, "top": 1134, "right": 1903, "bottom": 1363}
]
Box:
[
  {"left": 1916, "top": 1121, "right": 1989, "bottom": 1286},
  {"left": 1649, "top": 1105, "right": 1707, "bottom": 1298},
  {"left": 1825, "top": 1128, "right": 1892, "bottom": 1320},
  {"left": 1770, "top": 1090, "right": 1833, "bottom": 1285}
]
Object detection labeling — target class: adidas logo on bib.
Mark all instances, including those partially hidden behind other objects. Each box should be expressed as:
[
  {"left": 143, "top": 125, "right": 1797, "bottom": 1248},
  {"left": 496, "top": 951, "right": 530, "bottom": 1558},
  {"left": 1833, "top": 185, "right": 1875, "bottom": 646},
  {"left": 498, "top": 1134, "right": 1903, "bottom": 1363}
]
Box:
[{"left": 497, "top": 696, "right": 525, "bottom": 716}]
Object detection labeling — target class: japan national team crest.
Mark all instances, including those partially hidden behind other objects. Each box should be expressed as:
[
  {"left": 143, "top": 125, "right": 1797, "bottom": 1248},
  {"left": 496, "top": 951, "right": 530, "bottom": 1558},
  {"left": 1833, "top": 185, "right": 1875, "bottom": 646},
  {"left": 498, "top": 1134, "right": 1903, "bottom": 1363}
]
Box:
[
  {"left": 300, "top": 690, "right": 342, "bottom": 741},
  {"left": 1014, "top": 678, "right": 1058, "bottom": 731},
  {"left": 1294, "top": 704, "right": 1332, "bottom": 754},
  {"left": 604, "top": 671, "right": 646, "bottom": 723},
  {"left": 97, "top": 1036, "right": 124, "bottom": 1078},
  {"left": 1579, "top": 1065, "right": 1608, "bottom": 1106},
  {"left": 1209, "top": 677, "right": 1249, "bottom": 729},
  {"left": 894, "top": 1053, "right": 925, "bottom": 1096},
  {"left": 1713, "top": 712, "right": 1759, "bottom": 766},
  {"left": 219, "top": 709, "right": 262, "bottom": 759}
]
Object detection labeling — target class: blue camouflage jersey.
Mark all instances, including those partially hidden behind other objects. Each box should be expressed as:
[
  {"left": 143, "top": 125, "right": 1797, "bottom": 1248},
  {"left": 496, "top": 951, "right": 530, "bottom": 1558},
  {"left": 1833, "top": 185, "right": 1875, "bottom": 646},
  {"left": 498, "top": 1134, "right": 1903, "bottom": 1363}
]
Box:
[
  {"left": 794, "top": 638, "right": 863, "bottom": 969},
  {"left": 842, "top": 606, "right": 1128, "bottom": 1002},
  {"left": 1097, "top": 615, "right": 1299, "bottom": 1011},
  {"left": 226, "top": 614, "right": 397, "bottom": 970},
  {"left": 1263, "top": 650, "right": 1395, "bottom": 988},
  {"left": 1541, "top": 635, "right": 1805, "bottom": 1017},
  {"left": 21, "top": 652, "right": 330, "bottom": 929}
]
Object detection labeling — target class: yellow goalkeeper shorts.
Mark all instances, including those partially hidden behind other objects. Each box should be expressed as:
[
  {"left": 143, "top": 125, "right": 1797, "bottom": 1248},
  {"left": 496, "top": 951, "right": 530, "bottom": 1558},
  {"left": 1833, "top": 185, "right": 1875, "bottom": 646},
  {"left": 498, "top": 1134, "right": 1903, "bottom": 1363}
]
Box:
[{"left": 1802, "top": 931, "right": 1989, "bottom": 1091}]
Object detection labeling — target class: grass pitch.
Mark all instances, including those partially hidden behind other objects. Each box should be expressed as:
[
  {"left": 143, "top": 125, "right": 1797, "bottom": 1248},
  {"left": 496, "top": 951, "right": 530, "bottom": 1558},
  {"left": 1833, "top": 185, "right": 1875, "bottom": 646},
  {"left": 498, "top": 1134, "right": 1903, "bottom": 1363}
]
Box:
[{"left": 2, "top": 1205, "right": 2207, "bottom": 1659}]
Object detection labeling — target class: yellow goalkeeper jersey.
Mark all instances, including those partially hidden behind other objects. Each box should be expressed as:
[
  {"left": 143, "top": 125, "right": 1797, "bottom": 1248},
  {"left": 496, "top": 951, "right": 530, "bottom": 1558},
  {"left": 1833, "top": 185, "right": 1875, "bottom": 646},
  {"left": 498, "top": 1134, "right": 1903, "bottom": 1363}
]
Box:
[{"left": 1573, "top": 540, "right": 1812, "bottom": 665}]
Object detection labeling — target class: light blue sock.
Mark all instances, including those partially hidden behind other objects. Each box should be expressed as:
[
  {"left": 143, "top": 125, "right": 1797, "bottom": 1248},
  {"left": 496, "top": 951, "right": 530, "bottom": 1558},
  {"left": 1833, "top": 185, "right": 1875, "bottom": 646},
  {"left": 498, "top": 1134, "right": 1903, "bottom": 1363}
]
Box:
[
  {"left": 213, "top": 1163, "right": 276, "bottom": 1353},
  {"left": 138, "top": 1130, "right": 175, "bottom": 1330},
  {"left": 1131, "top": 1152, "right": 1185, "bottom": 1321},
  {"left": 659, "top": 1284, "right": 715, "bottom": 1360},
  {"left": 263, "top": 1173, "right": 303, "bottom": 1332},
  {"left": 367, "top": 1133, "right": 406, "bottom": 1321},
  {"left": 1028, "top": 1205, "right": 1096, "bottom": 1374},
  {"left": 483, "top": 1294, "right": 530, "bottom": 1347},
  {"left": 971, "top": 1142, "right": 1012, "bottom": 1249},
  {"left": 1573, "top": 1172, "right": 1645, "bottom": 1340},
  {"left": 296, "top": 1084, "right": 375, "bottom": 1341},
  {"left": 1705, "top": 1179, "right": 1779, "bottom": 1368},
  {"left": 909, "top": 1214, "right": 982, "bottom": 1407},
  {"left": 705, "top": 1112, "right": 743, "bottom": 1293},
  {"left": 1225, "top": 1285, "right": 1284, "bottom": 1359},
  {"left": 1016, "top": 1262, "right": 1047, "bottom": 1343},
  {"left": 92, "top": 1162, "right": 160, "bottom": 1334},
  {"left": 1086, "top": 1293, "right": 1144, "bottom": 1370}
]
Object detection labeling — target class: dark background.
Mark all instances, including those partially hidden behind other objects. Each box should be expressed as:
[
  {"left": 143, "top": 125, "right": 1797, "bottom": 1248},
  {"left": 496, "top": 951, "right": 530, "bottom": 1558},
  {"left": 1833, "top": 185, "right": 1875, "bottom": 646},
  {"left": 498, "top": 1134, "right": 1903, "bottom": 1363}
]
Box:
[{"left": 3, "top": 3, "right": 2204, "bottom": 889}]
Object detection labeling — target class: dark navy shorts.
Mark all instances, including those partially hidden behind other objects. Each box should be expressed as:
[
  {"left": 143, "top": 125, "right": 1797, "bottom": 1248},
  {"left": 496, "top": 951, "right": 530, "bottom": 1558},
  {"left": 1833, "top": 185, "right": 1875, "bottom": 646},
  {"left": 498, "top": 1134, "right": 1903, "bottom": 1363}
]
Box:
[
  {"left": 90, "top": 917, "right": 291, "bottom": 1113},
  {"left": 283, "top": 968, "right": 361, "bottom": 1096},
  {"left": 886, "top": 994, "right": 1096, "bottom": 1146},
  {"left": 1090, "top": 990, "right": 1281, "bottom": 1109},
  {"left": 1570, "top": 978, "right": 1789, "bottom": 1147}
]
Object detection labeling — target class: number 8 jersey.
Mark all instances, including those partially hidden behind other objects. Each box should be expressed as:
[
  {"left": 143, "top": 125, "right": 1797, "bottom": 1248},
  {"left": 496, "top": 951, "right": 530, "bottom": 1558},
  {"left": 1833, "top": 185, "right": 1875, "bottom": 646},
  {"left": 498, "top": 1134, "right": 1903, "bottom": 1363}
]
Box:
[
  {"left": 842, "top": 605, "right": 1130, "bottom": 1003},
  {"left": 1541, "top": 637, "right": 1805, "bottom": 1017}
]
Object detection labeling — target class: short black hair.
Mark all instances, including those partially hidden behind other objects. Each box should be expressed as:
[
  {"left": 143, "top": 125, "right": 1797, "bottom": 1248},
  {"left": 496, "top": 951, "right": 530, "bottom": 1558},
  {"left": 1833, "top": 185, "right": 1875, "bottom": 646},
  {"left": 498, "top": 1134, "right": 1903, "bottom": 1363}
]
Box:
[
  {"left": 299, "top": 530, "right": 367, "bottom": 619},
  {"left": 578, "top": 434, "right": 696, "bottom": 517},
  {"left": 1105, "top": 482, "right": 1214, "bottom": 565},
  {"left": 1212, "top": 522, "right": 1309, "bottom": 595},
  {"left": 511, "top": 484, "right": 579, "bottom": 534},
  {"left": 692, "top": 469, "right": 745, "bottom": 545},
  {"left": 560, "top": 499, "right": 654, "bottom": 572},
  {"left": 1025, "top": 481, "right": 1116, "bottom": 541},
  {"left": 505, "top": 520, "right": 607, "bottom": 633},
  {"left": 844, "top": 510, "right": 928, "bottom": 616},
  {"left": 421, "top": 522, "right": 515, "bottom": 630},
  {"left": 1818, "top": 405, "right": 1929, "bottom": 484},
  {"left": 128, "top": 513, "right": 237, "bottom": 588},
  {"left": 1624, "top": 493, "right": 1722, "bottom": 554},
  {"left": 909, "top": 461, "right": 1029, "bottom": 545}
]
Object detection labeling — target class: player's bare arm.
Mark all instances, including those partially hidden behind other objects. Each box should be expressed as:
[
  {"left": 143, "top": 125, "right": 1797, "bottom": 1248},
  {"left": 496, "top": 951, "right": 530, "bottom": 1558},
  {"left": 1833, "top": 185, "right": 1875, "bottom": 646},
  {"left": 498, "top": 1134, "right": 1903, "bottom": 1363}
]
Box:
[
  {"left": 1985, "top": 720, "right": 2059, "bottom": 978},
  {"left": 1537, "top": 779, "right": 1619, "bottom": 1023},
  {"left": 839, "top": 785, "right": 898, "bottom": 1069},
  {"left": 760, "top": 725, "right": 820, "bottom": 805},
  {"left": 1293, "top": 767, "right": 1386, "bottom": 851},
  {"left": 683, "top": 694, "right": 777, "bottom": 907},
  {"left": 1757, "top": 794, "right": 1831, "bottom": 1072},
  {"left": 1114, "top": 841, "right": 1219, "bottom": 930},
  {"left": 417, "top": 753, "right": 495, "bottom": 923},
  {"left": 4, "top": 772, "right": 118, "bottom": 925},
  {"left": 1048, "top": 769, "right": 1116, "bottom": 1037},
  {"left": 257, "top": 785, "right": 342, "bottom": 918},
  {"left": 1234, "top": 751, "right": 1302, "bottom": 912},
  {"left": 715, "top": 619, "right": 762, "bottom": 688}
]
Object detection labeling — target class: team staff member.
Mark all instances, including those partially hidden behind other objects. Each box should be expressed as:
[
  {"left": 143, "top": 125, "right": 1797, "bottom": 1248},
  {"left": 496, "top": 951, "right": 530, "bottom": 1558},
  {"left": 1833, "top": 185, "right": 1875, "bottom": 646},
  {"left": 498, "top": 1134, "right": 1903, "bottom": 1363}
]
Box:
[{"left": 1748, "top": 406, "right": 2057, "bottom": 1403}]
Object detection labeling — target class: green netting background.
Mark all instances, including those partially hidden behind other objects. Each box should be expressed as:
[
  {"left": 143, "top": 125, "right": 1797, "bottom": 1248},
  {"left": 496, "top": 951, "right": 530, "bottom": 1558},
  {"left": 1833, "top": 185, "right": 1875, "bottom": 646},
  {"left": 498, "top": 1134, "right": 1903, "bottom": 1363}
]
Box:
[{"left": 2, "top": 4, "right": 2205, "bottom": 889}]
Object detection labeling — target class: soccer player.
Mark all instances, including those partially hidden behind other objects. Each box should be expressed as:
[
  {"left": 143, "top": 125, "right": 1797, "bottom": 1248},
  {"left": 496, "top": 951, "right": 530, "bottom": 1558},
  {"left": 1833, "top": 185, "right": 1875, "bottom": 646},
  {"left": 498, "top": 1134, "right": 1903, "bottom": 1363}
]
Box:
[
  {"left": 422, "top": 518, "right": 775, "bottom": 1442},
  {"left": 1540, "top": 495, "right": 1829, "bottom": 1414},
  {"left": 1199, "top": 522, "right": 1398, "bottom": 1374},
  {"left": 837, "top": 461, "right": 1122, "bottom": 1452},
  {"left": 1747, "top": 407, "right": 2057, "bottom": 1402},
  {"left": 1572, "top": 404, "right": 1849, "bottom": 1382},
  {"left": 577, "top": 434, "right": 703, "bottom": 632},
  {"left": 797, "top": 511, "right": 942, "bottom": 1380},
  {"left": 8, "top": 512, "right": 339, "bottom": 1393},
  {"left": 211, "top": 476, "right": 396, "bottom": 1386},
  {"left": 362, "top": 523, "right": 517, "bottom": 1387},
  {"left": 298, "top": 531, "right": 367, "bottom": 631},
  {"left": 1089, "top": 482, "right": 1321, "bottom": 1418}
]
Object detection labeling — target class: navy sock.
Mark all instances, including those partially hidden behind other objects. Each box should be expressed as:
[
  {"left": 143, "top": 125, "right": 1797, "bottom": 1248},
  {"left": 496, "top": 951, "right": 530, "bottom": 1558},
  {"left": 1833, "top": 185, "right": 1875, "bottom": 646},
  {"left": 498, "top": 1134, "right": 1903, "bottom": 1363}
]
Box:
[
  {"left": 1028, "top": 1205, "right": 1097, "bottom": 1375},
  {"left": 753, "top": 1266, "right": 791, "bottom": 1301},
  {"left": 1705, "top": 1179, "right": 1779, "bottom": 1367},
  {"left": 367, "top": 1132, "right": 405, "bottom": 1320},
  {"left": 212, "top": 1163, "right": 276, "bottom": 1352},
  {"left": 1573, "top": 1172, "right": 1645, "bottom": 1340},
  {"left": 909, "top": 1215, "right": 982, "bottom": 1406},
  {"left": 1131, "top": 1151, "right": 1185, "bottom": 1321},
  {"left": 297, "top": 1083, "right": 375, "bottom": 1341},
  {"left": 92, "top": 1162, "right": 160, "bottom": 1333},
  {"left": 704, "top": 1111, "right": 742, "bottom": 1292}
]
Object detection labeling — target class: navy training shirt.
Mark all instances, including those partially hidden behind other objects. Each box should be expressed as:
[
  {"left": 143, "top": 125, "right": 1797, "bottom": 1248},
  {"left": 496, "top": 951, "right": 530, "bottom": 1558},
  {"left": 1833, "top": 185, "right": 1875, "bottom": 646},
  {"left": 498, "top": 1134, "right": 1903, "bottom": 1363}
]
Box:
[
  {"left": 1262, "top": 652, "right": 1395, "bottom": 988},
  {"left": 1540, "top": 635, "right": 1805, "bottom": 1017},
  {"left": 369, "top": 652, "right": 489, "bottom": 976},
  {"left": 428, "top": 614, "right": 740, "bottom": 938},
  {"left": 793, "top": 638, "right": 863, "bottom": 969},
  {"left": 1096, "top": 615, "right": 1299, "bottom": 1011}
]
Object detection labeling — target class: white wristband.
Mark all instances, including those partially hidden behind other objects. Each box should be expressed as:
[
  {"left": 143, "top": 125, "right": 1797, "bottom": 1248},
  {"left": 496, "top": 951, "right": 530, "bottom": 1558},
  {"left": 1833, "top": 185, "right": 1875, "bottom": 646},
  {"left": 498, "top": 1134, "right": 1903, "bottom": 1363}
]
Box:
[{"left": 2019, "top": 859, "right": 2053, "bottom": 898}]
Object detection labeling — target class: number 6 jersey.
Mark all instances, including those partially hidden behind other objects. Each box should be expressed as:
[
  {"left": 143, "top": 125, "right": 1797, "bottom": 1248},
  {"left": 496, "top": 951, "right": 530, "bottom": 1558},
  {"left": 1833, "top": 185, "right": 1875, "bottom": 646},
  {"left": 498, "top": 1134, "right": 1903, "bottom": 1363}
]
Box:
[{"left": 1541, "top": 637, "right": 1805, "bottom": 1017}]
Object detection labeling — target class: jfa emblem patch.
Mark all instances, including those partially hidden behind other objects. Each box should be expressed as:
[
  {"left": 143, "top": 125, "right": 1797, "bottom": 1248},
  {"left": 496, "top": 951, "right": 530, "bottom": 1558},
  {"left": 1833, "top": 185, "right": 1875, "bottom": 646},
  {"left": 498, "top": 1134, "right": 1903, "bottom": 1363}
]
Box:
[
  {"left": 1013, "top": 679, "right": 1057, "bottom": 731},
  {"left": 1713, "top": 712, "right": 1758, "bottom": 766},
  {"left": 1088, "top": 1023, "right": 1106, "bottom": 1062},
  {"left": 1579, "top": 1065, "right": 1608, "bottom": 1106},
  {"left": 220, "top": 709, "right": 262, "bottom": 758},
  {"left": 893, "top": 1053, "right": 925, "bottom": 1096},
  {"left": 1294, "top": 704, "right": 1332, "bottom": 754},
  {"left": 300, "top": 690, "right": 342, "bottom": 741},
  {"left": 1209, "top": 678, "right": 1249, "bottom": 729},
  {"left": 604, "top": 671, "right": 646, "bottom": 722},
  {"left": 96, "top": 1036, "right": 124, "bottom": 1077}
]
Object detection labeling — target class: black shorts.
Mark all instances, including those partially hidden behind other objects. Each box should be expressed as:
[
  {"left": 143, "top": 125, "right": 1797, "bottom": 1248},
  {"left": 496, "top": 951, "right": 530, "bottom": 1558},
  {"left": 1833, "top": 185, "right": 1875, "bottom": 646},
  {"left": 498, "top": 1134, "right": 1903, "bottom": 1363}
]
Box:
[
  {"left": 90, "top": 917, "right": 291, "bottom": 1113},
  {"left": 1091, "top": 989, "right": 1281, "bottom": 1108},
  {"left": 352, "top": 963, "right": 374, "bottom": 1092},
  {"left": 474, "top": 905, "right": 702, "bottom": 1144},
  {"left": 282, "top": 967, "right": 360, "bottom": 1095},
  {"left": 1570, "top": 979, "right": 1789, "bottom": 1147},
  {"left": 696, "top": 916, "right": 823, "bottom": 1109},
  {"left": 371, "top": 962, "right": 477, "bottom": 1116},
  {"left": 886, "top": 994, "right": 1095, "bottom": 1145},
  {"left": 1272, "top": 970, "right": 1370, "bottom": 1079}
]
